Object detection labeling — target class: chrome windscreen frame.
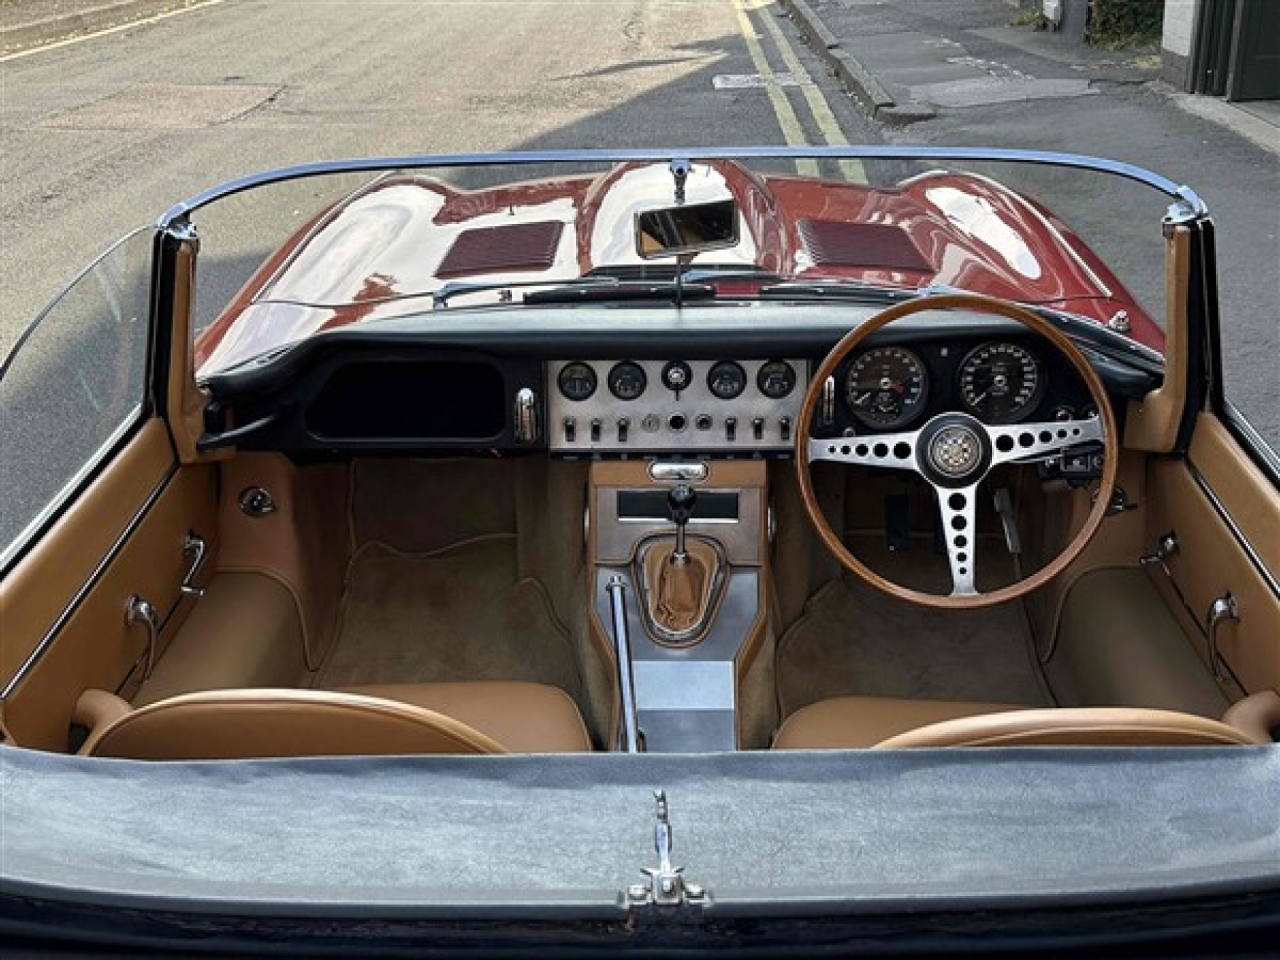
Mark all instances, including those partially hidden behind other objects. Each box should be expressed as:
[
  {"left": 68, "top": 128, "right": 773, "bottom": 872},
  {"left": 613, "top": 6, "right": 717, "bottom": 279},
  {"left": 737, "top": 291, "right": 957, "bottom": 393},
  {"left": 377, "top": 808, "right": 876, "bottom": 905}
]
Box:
[{"left": 154, "top": 146, "right": 1208, "bottom": 230}]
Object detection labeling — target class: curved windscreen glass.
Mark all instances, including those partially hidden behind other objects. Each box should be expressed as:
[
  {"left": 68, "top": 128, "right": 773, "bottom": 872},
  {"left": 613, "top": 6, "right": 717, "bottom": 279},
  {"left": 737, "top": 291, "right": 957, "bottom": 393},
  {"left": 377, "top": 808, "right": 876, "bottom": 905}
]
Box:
[{"left": 186, "top": 154, "right": 1175, "bottom": 378}]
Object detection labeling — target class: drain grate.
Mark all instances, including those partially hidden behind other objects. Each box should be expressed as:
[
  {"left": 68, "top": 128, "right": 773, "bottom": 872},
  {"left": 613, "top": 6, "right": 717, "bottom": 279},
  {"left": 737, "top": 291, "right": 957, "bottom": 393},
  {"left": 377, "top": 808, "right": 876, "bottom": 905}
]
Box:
[{"left": 41, "top": 83, "right": 279, "bottom": 131}]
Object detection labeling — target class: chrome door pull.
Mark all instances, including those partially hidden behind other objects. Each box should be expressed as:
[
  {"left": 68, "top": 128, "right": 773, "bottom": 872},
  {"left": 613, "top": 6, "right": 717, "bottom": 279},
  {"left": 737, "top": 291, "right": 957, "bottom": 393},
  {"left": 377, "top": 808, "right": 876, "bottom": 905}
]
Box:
[
  {"left": 1206, "top": 594, "right": 1238, "bottom": 683},
  {"left": 181, "top": 532, "right": 208, "bottom": 598},
  {"left": 125, "top": 595, "right": 159, "bottom": 680}
]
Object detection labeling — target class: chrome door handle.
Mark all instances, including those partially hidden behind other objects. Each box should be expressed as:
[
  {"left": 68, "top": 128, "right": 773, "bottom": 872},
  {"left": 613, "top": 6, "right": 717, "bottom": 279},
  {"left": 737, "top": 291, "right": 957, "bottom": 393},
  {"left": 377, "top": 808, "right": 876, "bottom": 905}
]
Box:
[
  {"left": 181, "top": 532, "right": 208, "bottom": 598},
  {"left": 1206, "top": 594, "right": 1238, "bottom": 683},
  {"left": 125, "top": 595, "right": 159, "bottom": 680}
]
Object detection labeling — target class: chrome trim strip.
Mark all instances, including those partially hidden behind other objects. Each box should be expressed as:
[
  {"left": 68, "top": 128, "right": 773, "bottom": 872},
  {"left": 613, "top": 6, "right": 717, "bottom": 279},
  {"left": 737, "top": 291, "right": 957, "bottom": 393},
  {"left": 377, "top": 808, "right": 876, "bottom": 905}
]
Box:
[
  {"left": 1221, "top": 400, "right": 1280, "bottom": 485},
  {"left": 1187, "top": 461, "right": 1280, "bottom": 598},
  {"left": 0, "top": 464, "right": 178, "bottom": 701},
  {"left": 617, "top": 516, "right": 737, "bottom": 525},
  {"left": 0, "top": 409, "right": 145, "bottom": 574}
]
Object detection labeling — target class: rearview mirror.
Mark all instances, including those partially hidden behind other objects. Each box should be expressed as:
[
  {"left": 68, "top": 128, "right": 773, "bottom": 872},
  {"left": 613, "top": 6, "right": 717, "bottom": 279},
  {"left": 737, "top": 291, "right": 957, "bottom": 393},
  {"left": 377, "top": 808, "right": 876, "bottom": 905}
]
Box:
[{"left": 635, "top": 199, "right": 739, "bottom": 259}]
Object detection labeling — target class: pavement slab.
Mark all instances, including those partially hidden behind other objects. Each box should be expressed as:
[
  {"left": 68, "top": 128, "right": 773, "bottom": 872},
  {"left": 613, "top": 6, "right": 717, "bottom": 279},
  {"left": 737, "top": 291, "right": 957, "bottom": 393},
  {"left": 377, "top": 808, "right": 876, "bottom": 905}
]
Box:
[{"left": 910, "top": 76, "right": 1096, "bottom": 108}]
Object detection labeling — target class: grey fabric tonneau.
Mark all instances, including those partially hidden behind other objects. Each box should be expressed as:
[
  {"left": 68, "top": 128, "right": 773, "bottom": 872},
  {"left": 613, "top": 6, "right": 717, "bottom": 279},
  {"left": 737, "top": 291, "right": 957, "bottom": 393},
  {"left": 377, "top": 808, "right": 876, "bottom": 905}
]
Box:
[{"left": 2, "top": 745, "right": 1278, "bottom": 917}]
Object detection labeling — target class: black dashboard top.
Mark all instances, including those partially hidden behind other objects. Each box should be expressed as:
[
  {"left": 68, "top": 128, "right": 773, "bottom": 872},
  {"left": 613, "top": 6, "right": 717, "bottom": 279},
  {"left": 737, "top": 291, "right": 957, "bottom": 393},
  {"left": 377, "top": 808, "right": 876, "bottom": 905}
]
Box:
[{"left": 197, "top": 303, "right": 1161, "bottom": 456}]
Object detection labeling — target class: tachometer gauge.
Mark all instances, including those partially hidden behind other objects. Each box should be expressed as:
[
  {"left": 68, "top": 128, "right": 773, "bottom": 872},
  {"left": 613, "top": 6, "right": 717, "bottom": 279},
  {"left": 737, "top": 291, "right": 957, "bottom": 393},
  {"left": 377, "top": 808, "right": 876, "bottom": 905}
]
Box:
[
  {"left": 958, "top": 342, "right": 1043, "bottom": 424},
  {"left": 845, "top": 347, "right": 929, "bottom": 429}
]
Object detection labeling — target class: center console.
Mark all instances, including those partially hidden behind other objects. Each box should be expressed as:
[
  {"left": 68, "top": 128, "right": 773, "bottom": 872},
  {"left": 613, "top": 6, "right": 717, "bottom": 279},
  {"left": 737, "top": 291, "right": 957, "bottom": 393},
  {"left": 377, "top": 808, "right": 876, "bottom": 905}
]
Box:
[{"left": 589, "top": 460, "right": 770, "bottom": 752}]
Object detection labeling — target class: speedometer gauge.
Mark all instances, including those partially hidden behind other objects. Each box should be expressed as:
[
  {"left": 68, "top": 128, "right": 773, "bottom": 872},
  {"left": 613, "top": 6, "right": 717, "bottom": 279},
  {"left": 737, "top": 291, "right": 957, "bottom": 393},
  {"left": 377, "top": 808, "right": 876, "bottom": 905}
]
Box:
[
  {"left": 957, "top": 342, "right": 1043, "bottom": 424},
  {"left": 845, "top": 347, "right": 929, "bottom": 429}
]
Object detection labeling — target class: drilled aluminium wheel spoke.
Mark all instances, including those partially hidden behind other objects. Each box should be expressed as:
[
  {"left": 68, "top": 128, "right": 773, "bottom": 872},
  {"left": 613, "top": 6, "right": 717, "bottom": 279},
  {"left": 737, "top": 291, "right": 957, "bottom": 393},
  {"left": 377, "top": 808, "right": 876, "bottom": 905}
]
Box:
[
  {"left": 933, "top": 483, "right": 980, "bottom": 597},
  {"left": 988, "top": 417, "right": 1104, "bottom": 466},
  {"left": 807, "top": 431, "right": 921, "bottom": 472}
]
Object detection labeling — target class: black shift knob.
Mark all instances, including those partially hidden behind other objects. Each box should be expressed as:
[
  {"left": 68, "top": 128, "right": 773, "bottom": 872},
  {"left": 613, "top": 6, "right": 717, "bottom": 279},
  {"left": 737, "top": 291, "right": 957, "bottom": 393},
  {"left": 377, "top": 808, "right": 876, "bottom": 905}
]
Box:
[{"left": 668, "top": 484, "right": 697, "bottom": 526}]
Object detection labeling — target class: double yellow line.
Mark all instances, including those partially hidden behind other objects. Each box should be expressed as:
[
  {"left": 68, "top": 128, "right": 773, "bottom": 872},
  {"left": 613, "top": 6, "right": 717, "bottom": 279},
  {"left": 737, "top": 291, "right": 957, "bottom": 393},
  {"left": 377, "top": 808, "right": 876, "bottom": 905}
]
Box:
[
  {"left": 729, "top": 0, "right": 866, "bottom": 182},
  {"left": 0, "top": 0, "right": 226, "bottom": 64}
]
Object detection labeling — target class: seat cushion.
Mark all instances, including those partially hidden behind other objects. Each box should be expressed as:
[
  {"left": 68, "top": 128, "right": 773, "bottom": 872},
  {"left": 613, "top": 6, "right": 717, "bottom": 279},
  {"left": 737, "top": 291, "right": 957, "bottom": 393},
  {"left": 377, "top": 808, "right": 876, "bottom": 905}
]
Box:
[
  {"left": 772, "top": 696, "right": 1022, "bottom": 750},
  {"left": 339, "top": 682, "right": 592, "bottom": 753},
  {"left": 89, "top": 688, "right": 508, "bottom": 760},
  {"left": 877, "top": 706, "right": 1260, "bottom": 748}
]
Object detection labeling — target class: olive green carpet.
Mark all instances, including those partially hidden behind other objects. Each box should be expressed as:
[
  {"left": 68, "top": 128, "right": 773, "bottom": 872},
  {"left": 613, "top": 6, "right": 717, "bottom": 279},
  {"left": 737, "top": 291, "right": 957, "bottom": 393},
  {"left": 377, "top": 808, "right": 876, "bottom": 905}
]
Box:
[
  {"left": 777, "top": 537, "right": 1051, "bottom": 717},
  {"left": 313, "top": 536, "right": 582, "bottom": 699}
]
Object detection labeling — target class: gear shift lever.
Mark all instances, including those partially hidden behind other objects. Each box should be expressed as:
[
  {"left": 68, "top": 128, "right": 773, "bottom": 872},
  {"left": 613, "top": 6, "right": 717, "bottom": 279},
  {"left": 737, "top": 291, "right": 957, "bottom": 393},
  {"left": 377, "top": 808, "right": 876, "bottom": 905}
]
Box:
[
  {"left": 634, "top": 481, "right": 723, "bottom": 644},
  {"left": 667, "top": 484, "right": 697, "bottom": 565}
]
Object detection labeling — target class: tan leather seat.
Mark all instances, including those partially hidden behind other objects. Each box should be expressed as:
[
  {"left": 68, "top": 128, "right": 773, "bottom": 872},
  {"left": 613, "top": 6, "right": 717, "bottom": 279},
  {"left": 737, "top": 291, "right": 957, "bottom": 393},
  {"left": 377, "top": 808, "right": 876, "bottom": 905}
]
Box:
[
  {"left": 773, "top": 697, "right": 1023, "bottom": 750},
  {"left": 77, "top": 682, "right": 591, "bottom": 760},
  {"left": 773, "top": 696, "right": 1267, "bottom": 749},
  {"left": 338, "top": 682, "right": 592, "bottom": 753}
]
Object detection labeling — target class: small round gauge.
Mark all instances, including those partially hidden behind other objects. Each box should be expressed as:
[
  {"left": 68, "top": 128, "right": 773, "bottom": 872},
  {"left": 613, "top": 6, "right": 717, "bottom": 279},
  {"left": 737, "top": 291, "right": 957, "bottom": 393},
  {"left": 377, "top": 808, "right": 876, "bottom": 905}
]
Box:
[
  {"left": 707, "top": 360, "right": 747, "bottom": 400},
  {"left": 607, "top": 361, "right": 648, "bottom": 401},
  {"left": 661, "top": 360, "right": 693, "bottom": 392},
  {"left": 557, "top": 362, "right": 597, "bottom": 401},
  {"left": 957, "top": 342, "right": 1044, "bottom": 424},
  {"left": 757, "top": 360, "right": 797, "bottom": 399},
  {"left": 844, "top": 346, "right": 929, "bottom": 429}
]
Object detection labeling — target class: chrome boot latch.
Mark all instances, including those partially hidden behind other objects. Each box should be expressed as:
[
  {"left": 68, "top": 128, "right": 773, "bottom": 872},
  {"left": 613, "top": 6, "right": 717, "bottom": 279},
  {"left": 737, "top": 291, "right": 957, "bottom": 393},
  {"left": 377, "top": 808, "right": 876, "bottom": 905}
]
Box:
[{"left": 624, "top": 790, "right": 706, "bottom": 911}]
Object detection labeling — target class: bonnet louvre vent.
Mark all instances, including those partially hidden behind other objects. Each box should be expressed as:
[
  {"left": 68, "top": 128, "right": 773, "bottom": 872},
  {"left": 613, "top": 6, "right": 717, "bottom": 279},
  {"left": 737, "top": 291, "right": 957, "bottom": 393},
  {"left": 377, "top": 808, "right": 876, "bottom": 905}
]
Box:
[
  {"left": 798, "top": 220, "right": 932, "bottom": 272},
  {"left": 437, "top": 221, "right": 564, "bottom": 278}
]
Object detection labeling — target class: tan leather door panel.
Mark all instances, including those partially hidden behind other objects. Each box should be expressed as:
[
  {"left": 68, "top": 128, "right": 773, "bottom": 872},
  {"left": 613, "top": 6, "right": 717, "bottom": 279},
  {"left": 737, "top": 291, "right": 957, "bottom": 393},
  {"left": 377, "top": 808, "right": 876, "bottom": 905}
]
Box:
[
  {"left": 1147, "top": 413, "right": 1280, "bottom": 697},
  {"left": 0, "top": 419, "right": 217, "bottom": 750}
]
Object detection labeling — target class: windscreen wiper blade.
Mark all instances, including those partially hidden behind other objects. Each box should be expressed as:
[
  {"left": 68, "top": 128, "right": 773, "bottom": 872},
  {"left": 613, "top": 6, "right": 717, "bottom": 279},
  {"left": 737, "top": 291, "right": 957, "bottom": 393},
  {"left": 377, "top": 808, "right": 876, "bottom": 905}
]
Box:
[
  {"left": 757, "top": 280, "right": 919, "bottom": 303},
  {"left": 432, "top": 276, "right": 621, "bottom": 308},
  {"left": 432, "top": 275, "right": 718, "bottom": 307},
  {"left": 679, "top": 267, "right": 782, "bottom": 284},
  {"left": 523, "top": 282, "right": 715, "bottom": 305}
]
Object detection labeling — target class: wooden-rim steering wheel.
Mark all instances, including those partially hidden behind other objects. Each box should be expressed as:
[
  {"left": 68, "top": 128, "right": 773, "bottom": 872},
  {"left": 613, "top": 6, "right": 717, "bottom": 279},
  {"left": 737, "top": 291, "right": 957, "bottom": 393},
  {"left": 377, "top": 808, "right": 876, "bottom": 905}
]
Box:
[{"left": 794, "top": 293, "right": 1119, "bottom": 609}]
